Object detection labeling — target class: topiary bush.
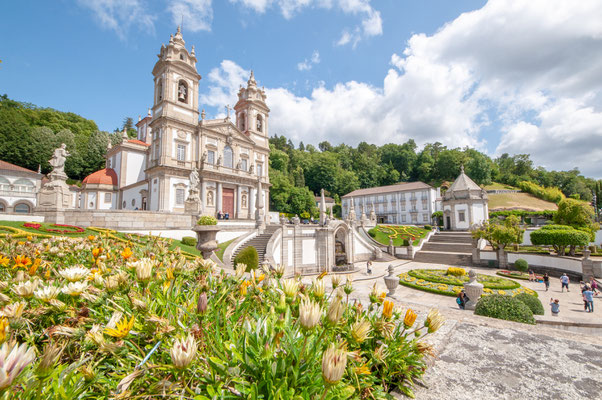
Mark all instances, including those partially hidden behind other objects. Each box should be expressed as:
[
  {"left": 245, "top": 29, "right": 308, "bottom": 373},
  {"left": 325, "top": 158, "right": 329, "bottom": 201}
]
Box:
[
  {"left": 197, "top": 215, "right": 218, "bottom": 225},
  {"left": 474, "top": 294, "right": 535, "bottom": 324},
  {"left": 424, "top": 225, "right": 432, "bottom": 230},
  {"left": 402, "top": 239, "right": 410, "bottom": 246},
  {"left": 514, "top": 258, "right": 528, "bottom": 272},
  {"left": 514, "top": 293, "right": 544, "bottom": 315},
  {"left": 368, "top": 228, "right": 377, "bottom": 238},
  {"left": 181, "top": 236, "right": 197, "bottom": 246},
  {"left": 234, "top": 246, "right": 259, "bottom": 272}
]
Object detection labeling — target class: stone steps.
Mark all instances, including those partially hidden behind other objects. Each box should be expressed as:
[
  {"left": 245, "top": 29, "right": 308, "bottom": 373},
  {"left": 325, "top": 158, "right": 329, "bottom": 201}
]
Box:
[
  {"left": 232, "top": 226, "right": 279, "bottom": 264},
  {"left": 421, "top": 242, "right": 472, "bottom": 252},
  {"left": 414, "top": 232, "right": 473, "bottom": 266},
  {"left": 413, "top": 252, "right": 472, "bottom": 266}
]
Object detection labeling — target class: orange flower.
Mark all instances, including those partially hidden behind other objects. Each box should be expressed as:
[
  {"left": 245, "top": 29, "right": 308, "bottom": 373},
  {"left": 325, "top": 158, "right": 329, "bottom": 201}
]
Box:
[
  {"left": 240, "top": 280, "right": 252, "bottom": 296},
  {"left": 87, "top": 235, "right": 95, "bottom": 241},
  {"left": 26, "top": 235, "right": 33, "bottom": 241},
  {"left": 121, "top": 247, "right": 133, "bottom": 260},
  {"left": 382, "top": 300, "right": 394, "bottom": 319},
  {"left": 28, "top": 258, "right": 42, "bottom": 275},
  {"left": 404, "top": 309, "right": 417, "bottom": 328},
  {"left": 0, "top": 255, "right": 9, "bottom": 267},
  {"left": 378, "top": 292, "right": 386, "bottom": 303},
  {"left": 92, "top": 248, "right": 102, "bottom": 258},
  {"left": 13, "top": 255, "right": 32, "bottom": 269}
]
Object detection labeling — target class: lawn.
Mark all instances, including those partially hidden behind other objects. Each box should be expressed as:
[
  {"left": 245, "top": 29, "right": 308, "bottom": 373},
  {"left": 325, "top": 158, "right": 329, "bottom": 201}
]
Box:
[
  {"left": 215, "top": 238, "right": 236, "bottom": 261},
  {"left": 368, "top": 225, "right": 431, "bottom": 246},
  {"left": 482, "top": 182, "right": 519, "bottom": 190},
  {"left": 488, "top": 192, "right": 558, "bottom": 211}
]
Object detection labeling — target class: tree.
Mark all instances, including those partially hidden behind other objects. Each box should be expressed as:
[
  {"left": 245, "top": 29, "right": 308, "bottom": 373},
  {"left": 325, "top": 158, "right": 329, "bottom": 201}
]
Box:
[
  {"left": 471, "top": 216, "right": 524, "bottom": 250},
  {"left": 318, "top": 141, "right": 332, "bottom": 152},
  {"left": 554, "top": 198, "right": 599, "bottom": 238},
  {"left": 465, "top": 150, "right": 492, "bottom": 185}
]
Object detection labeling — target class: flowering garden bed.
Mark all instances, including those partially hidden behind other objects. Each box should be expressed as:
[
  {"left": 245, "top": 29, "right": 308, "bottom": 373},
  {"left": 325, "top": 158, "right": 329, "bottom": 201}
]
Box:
[
  {"left": 399, "top": 269, "right": 537, "bottom": 298},
  {"left": 23, "top": 222, "right": 85, "bottom": 234},
  {"left": 496, "top": 270, "right": 543, "bottom": 281},
  {"left": 368, "top": 225, "right": 431, "bottom": 246},
  {"left": 0, "top": 233, "right": 442, "bottom": 398}
]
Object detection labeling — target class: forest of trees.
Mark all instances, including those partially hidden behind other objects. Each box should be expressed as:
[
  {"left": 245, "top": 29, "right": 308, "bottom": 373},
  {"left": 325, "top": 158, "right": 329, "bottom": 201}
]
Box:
[{"left": 1, "top": 95, "right": 600, "bottom": 216}]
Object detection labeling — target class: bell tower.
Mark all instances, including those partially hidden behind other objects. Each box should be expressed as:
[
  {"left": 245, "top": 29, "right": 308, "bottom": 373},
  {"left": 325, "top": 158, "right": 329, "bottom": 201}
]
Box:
[{"left": 234, "top": 71, "right": 270, "bottom": 138}]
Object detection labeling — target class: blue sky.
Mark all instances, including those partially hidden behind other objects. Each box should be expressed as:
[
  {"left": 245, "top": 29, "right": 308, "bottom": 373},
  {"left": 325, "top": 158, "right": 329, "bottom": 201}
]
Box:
[{"left": 1, "top": 1, "right": 602, "bottom": 177}]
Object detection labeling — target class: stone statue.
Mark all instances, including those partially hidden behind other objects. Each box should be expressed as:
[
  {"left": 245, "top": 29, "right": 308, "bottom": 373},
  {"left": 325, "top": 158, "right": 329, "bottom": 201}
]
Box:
[
  {"left": 200, "top": 151, "right": 207, "bottom": 169},
  {"left": 189, "top": 168, "right": 199, "bottom": 189},
  {"left": 236, "top": 160, "right": 242, "bottom": 170},
  {"left": 249, "top": 163, "right": 255, "bottom": 174},
  {"left": 49, "top": 144, "right": 70, "bottom": 177},
  {"left": 217, "top": 155, "right": 222, "bottom": 166}
]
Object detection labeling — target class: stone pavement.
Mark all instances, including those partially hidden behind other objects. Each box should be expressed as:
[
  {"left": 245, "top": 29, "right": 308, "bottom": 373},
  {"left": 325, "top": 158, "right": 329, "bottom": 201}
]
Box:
[{"left": 301, "top": 260, "right": 602, "bottom": 399}]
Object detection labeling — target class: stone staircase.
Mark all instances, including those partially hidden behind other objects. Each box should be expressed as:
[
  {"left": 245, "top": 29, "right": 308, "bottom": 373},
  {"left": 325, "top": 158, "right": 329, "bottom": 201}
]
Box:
[
  {"left": 414, "top": 232, "right": 473, "bottom": 266},
  {"left": 231, "top": 225, "right": 279, "bottom": 264}
]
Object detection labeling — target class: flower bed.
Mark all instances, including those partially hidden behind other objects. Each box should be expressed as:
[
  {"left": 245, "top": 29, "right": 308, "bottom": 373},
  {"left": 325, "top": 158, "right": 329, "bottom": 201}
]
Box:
[
  {"left": 399, "top": 269, "right": 537, "bottom": 298},
  {"left": 496, "top": 270, "right": 543, "bottom": 281},
  {"left": 0, "top": 234, "right": 441, "bottom": 398},
  {"left": 368, "top": 225, "right": 430, "bottom": 246},
  {"left": 23, "top": 222, "right": 84, "bottom": 234}
]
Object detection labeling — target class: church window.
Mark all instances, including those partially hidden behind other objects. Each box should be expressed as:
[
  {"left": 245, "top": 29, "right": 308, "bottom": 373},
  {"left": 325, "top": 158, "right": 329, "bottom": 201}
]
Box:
[
  {"left": 423, "top": 213, "right": 429, "bottom": 222},
  {"left": 104, "top": 193, "right": 112, "bottom": 203},
  {"left": 401, "top": 215, "right": 406, "bottom": 223},
  {"left": 154, "top": 143, "right": 160, "bottom": 159},
  {"left": 240, "top": 114, "right": 246, "bottom": 131},
  {"left": 177, "top": 144, "right": 186, "bottom": 161},
  {"left": 257, "top": 163, "right": 263, "bottom": 177},
  {"left": 178, "top": 80, "right": 188, "bottom": 103},
  {"left": 241, "top": 158, "right": 248, "bottom": 172},
  {"left": 459, "top": 211, "right": 466, "bottom": 222},
  {"left": 256, "top": 115, "right": 263, "bottom": 132},
  {"left": 207, "top": 150, "right": 215, "bottom": 164},
  {"left": 223, "top": 146, "right": 233, "bottom": 168},
  {"left": 157, "top": 79, "right": 163, "bottom": 102},
  {"left": 180, "top": 53, "right": 186, "bottom": 61},
  {"left": 176, "top": 188, "right": 185, "bottom": 205}
]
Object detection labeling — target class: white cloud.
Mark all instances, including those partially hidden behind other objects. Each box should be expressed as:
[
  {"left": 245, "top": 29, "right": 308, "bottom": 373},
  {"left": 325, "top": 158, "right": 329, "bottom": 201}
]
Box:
[
  {"left": 168, "top": 0, "right": 213, "bottom": 32},
  {"left": 76, "top": 0, "right": 155, "bottom": 39},
  {"left": 297, "top": 51, "right": 320, "bottom": 71},
  {"left": 230, "top": 0, "right": 382, "bottom": 45},
  {"left": 201, "top": 0, "right": 602, "bottom": 177},
  {"left": 199, "top": 60, "right": 249, "bottom": 110}
]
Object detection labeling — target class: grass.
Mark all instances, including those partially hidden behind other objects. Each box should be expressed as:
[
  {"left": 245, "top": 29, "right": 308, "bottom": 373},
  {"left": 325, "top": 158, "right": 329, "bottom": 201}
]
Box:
[
  {"left": 488, "top": 192, "right": 558, "bottom": 212},
  {"left": 368, "top": 225, "right": 430, "bottom": 246},
  {"left": 482, "top": 182, "right": 519, "bottom": 190},
  {"left": 216, "top": 238, "right": 236, "bottom": 261}
]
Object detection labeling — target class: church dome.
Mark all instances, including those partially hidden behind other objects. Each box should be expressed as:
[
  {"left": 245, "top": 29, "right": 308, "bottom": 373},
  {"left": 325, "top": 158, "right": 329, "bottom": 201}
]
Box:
[{"left": 83, "top": 168, "right": 118, "bottom": 186}]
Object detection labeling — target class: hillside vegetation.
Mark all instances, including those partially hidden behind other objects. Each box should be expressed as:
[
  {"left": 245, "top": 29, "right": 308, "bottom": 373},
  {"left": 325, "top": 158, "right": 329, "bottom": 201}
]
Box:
[{"left": 488, "top": 192, "right": 558, "bottom": 211}]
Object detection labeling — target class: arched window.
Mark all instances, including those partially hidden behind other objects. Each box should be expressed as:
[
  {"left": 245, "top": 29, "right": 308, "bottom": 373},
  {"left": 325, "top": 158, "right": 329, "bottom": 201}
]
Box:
[
  {"left": 178, "top": 80, "right": 188, "bottom": 103},
  {"left": 0, "top": 177, "right": 9, "bottom": 191},
  {"left": 13, "top": 179, "right": 34, "bottom": 192},
  {"left": 239, "top": 113, "right": 246, "bottom": 131},
  {"left": 223, "top": 145, "right": 233, "bottom": 168},
  {"left": 256, "top": 115, "right": 263, "bottom": 132},
  {"left": 14, "top": 203, "right": 31, "bottom": 214},
  {"left": 156, "top": 79, "right": 163, "bottom": 102},
  {"left": 0, "top": 202, "right": 5, "bottom": 212}
]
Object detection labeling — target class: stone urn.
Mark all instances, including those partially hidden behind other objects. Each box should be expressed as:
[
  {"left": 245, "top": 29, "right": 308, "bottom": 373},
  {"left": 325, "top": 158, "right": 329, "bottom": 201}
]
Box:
[
  {"left": 193, "top": 225, "right": 220, "bottom": 259},
  {"left": 463, "top": 269, "right": 483, "bottom": 310},
  {"left": 383, "top": 264, "right": 398, "bottom": 296}
]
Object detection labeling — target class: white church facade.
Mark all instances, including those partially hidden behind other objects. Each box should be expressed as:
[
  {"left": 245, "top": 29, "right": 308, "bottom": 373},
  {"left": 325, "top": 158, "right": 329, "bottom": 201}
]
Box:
[{"left": 80, "top": 27, "right": 271, "bottom": 219}]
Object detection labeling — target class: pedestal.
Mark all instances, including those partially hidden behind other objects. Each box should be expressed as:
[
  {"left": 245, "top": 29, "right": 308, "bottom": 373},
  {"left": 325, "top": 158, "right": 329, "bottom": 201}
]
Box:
[
  {"left": 463, "top": 269, "right": 483, "bottom": 310},
  {"left": 383, "top": 264, "right": 398, "bottom": 296},
  {"left": 185, "top": 198, "right": 201, "bottom": 214},
  {"left": 36, "top": 179, "right": 72, "bottom": 211},
  {"left": 193, "top": 225, "right": 220, "bottom": 259}
]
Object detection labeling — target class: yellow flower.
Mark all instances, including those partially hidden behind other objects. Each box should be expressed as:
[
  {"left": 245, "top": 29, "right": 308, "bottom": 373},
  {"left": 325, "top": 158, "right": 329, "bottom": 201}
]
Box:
[
  {"left": 13, "top": 255, "right": 31, "bottom": 269},
  {"left": 404, "top": 309, "right": 417, "bottom": 328},
  {"left": 498, "top": 290, "right": 506, "bottom": 295},
  {"left": 351, "top": 320, "right": 371, "bottom": 343},
  {"left": 382, "top": 300, "right": 394, "bottom": 319},
  {"left": 425, "top": 309, "right": 444, "bottom": 333},
  {"left": 105, "top": 315, "right": 135, "bottom": 338},
  {"left": 354, "top": 363, "right": 371, "bottom": 375},
  {"left": 240, "top": 280, "right": 252, "bottom": 296},
  {"left": 0, "top": 318, "right": 8, "bottom": 343},
  {"left": 0, "top": 256, "right": 8, "bottom": 267},
  {"left": 87, "top": 235, "right": 95, "bottom": 241},
  {"left": 165, "top": 267, "right": 175, "bottom": 281},
  {"left": 281, "top": 278, "right": 299, "bottom": 298},
  {"left": 121, "top": 247, "right": 133, "bottom": 260},
  {"left": 92, "top": 248, "right": 102, "bottom": 258},
  {"left": 378, "top": 292, "right": 386, "bottom": 303},
  {"left": 318, "top": 271, "right": 327, "bottom": 280},
  {"left": 28, "top": 259, "right": 41, "bottom": 276}
]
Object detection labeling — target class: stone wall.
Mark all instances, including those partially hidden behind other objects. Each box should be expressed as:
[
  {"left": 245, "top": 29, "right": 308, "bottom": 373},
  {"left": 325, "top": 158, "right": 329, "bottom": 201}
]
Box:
[{"left": 38, "top": 210, "right": 195, "bottom": 230}]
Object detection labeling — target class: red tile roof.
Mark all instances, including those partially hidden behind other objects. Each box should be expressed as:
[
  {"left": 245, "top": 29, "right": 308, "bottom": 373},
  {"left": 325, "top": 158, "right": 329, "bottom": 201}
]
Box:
[
  {"left": 0, "top": 160, "right": 39, "bottom": 175},
  {"left": 127, "top": 139, "right": 150, "bottom": 147},
  {"left": 342, "top": 181, "right": 432, "bottom": 198},
  {"left": 83, "top": 168, "right": 118, "bottom": 186}
]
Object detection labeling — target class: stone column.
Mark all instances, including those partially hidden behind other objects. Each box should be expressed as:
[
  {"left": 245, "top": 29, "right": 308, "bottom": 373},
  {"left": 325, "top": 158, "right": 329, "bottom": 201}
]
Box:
[
  {"left": 236, "top": 185, "right": 242, "bottom": 219},
  {"left": 201, "top": 180, "right": 207, "bottom": 212},
  {"left": 216, "top": 182, "right": 222, "bottom": 213},
  {"left": 471, "top": 238, "right": 481, "bottom": 266},
  {"left": 249, "top": 186, "right": 256, "bottom": 220},
  {"left": 497, "top": 248, "right": 508, "bottom": 269}
]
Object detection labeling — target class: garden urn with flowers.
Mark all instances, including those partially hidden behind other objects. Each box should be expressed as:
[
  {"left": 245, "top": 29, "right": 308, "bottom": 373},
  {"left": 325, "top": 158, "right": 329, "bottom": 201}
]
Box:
[
  {"left": 463, "top": 269, "right": 483, "bottom": 310},
  {"left": 193, "top": 216, "right": 220, "bottom": 258}
]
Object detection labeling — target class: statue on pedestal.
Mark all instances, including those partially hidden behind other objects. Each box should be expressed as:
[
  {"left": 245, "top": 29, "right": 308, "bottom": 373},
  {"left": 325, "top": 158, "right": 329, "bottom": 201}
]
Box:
[{"left": 48, "top": 144, "right": 70, "bottom": 180}]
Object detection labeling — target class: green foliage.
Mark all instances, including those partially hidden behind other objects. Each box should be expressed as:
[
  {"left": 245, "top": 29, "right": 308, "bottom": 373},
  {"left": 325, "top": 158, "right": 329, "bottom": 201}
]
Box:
[
  {"left": 471, "top": 215, "right": 524, "bottom": 250},
  {"left": 368, "top": 228, "right": 377, "bottom": 238},
  {"left": 181, "top": 236, "right": 197, "bottom": 246},
  {"left": 530, "top": 227, "right": 590, "bottom": 256},
  {"left": 432, "top": 211, "right": 444, "bottom": 226},
  {"left": 424, "top": 224, "right": 432, "bottom": 230},
  {"left": 407, "top": 269, "right": 520, "bottom": 289},
  {"left": 197, "top": 216, "right": 218, "bottom": 225},
  {"left": 514, "top": 258, "right": 528, "bottom": 272},
  {"left": 554, "top": 198, "right": 599, "bottom": 238},
  {"left": 234, "top": 246, "right": 259, "bottom": 271},
  {"left": 489, "top": 209, "right": 556, "bottom": 219},
  {"left": 518, "top": 181, "right": 565, "bottom": 203},
  {"left": 368, "top": 225, "right": 430, "bottom": 246},
  {"left": 514, "top": 293, "right": 545, "bottom": 315},
  {"left": 474, "top": 294, "right": 536, "bottom": 324}
]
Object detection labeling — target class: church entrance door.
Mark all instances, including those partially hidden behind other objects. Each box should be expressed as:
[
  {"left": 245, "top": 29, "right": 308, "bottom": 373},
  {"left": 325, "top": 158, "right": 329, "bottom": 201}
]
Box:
[{"left": 222, "top": 188, "right": 234, "bottom": 218}]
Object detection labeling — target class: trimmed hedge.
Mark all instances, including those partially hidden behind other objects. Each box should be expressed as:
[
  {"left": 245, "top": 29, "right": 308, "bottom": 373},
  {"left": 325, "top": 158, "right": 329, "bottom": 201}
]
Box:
[
  {"left": 181, "top": 236, "right": 197, "bottom": 246},
  {"left": 530, "top": 228, "right": 590, "bottom": 256},
  {"left": 514, "top": 258, "right": 528, "bottom": 272},
  {"left": 515, "top": 293, "right": 544, "bottom": 315},
  {"left": 474, "top": 294, "right": 536, "bottom": 324},
  {"left": 489, "top": 210, "right": 556, "bottom": 219},
  {"left": 234, "top": 246, "right": 259, "bottom": 272}
]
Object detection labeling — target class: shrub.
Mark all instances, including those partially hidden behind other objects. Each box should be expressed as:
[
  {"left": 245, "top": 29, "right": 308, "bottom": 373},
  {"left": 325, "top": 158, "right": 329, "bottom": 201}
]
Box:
[
  {"left": 234, "top": 246, "right": 259, "bottom": 272},
  {"left": 530, "top": 228, "right": 590, "bottom": 256},
  {"left": 518, "top": 181, "right": 565, "bottom": 204},
  {"left": 514, "top": 293, "right": 544, "bottom": 315},
  {"left": 424, "top": 225, "right": 432, "bottom": 230},
  {"left": 368, "top": 228, "right": 377, "bottom": 238},
  {"left": 474, "top": 294, "right": 535, "bottom": 324},
  {"left": 402, "top": 239, "right": 410, "bottom": 246},
  {"left": 181, "top": 236, "right": 197, "bottom": 246},
  {"left": 514, "top": 258, "right": 528, "bottom": 272},
  {"left": 446, "top": 267, "right": 466, "bottom": 276},
  {"left": 197, "top": 216, "right": 218, "bottom": 225}
]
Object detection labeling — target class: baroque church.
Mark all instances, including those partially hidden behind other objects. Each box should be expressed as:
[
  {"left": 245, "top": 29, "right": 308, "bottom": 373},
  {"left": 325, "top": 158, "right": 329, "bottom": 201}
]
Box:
[{"left": 80, "top": 27, "right": 271, "bottom": 220}]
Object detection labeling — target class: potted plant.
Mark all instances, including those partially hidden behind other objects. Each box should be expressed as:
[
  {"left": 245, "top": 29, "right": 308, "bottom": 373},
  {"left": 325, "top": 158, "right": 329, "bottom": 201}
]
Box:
[{"left": 193, "top": 216, "right": 220, "bottom": 258}]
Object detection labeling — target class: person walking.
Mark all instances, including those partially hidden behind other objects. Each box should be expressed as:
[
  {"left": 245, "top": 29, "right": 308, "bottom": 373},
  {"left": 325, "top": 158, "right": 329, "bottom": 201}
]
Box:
[
  {"left": 543, "top": 273, "right": 550, "bottom": 291},
  {"left": 528, "top": 270, "right": 535, "bottom": 282},
  {"left": 583, "top": 288, "right": 594, "bottom": 312},
  {"left": 560, "top": 273, "right": 570, "bottom": 292},
  {"left": 591, "top": 277, "right": 599, "bottom": 295},
  {"left": 550, "top": 299, "right": 560, "bottom": 316},
  {"left": 366, "top": 260, "right": 372, "bottom": 275},
  {"left": 456, "top": 291, "right": 470, "bottom": 310}
]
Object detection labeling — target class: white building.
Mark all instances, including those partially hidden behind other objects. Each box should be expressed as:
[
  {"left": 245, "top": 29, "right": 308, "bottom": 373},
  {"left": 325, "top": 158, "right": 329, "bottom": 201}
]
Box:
[
  {"left": 441, "top": 166, "right": 488, "bottom": 230},
  {"left": 80, "top": 27, "right": 271, "bottom": 219},
  {"left": 341, "top": 181, "right": 440, "bottom": 225},
  {"left": 0, "top": 160, "right": 43, "bottom": 214}
]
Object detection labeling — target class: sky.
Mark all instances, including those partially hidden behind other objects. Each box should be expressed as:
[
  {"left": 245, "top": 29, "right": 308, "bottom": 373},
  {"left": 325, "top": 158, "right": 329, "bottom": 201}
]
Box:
[{"left": 1, "top": 0, "right": 602, "bottom": 178}]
